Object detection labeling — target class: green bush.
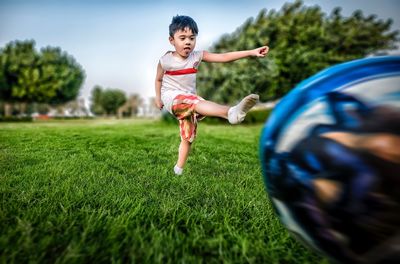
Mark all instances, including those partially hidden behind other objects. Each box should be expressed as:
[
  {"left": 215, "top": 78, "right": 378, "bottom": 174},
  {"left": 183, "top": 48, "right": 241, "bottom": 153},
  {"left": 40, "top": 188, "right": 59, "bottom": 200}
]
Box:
[
  {"left": 241, "top": 108, "right": 272, "bottom": 124},
  {"left": 52, "top": 116, "right": 95, "bottom": 120},
  {"left": 0, "top": 116, "right": 33, "bottom": 122},
  {"left": 202, "top": 116, "right": 226, "bottom": 125},
  {"left": 161, "top": 110, "right": 178, "bottom": 124}
]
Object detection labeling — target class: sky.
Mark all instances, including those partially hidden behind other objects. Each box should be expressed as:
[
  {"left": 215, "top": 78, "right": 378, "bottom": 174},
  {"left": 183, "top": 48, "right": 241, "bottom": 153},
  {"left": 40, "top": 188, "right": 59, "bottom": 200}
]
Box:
[{"left": 1, "top": 0, "right": 399, "bottom": 104}]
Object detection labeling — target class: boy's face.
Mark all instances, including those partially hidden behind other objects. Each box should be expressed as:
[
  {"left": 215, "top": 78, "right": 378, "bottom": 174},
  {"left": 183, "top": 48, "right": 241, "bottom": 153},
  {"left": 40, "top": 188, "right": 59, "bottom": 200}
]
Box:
[{"left": 169, "top": 27, "right": 197, "bottom": 58}]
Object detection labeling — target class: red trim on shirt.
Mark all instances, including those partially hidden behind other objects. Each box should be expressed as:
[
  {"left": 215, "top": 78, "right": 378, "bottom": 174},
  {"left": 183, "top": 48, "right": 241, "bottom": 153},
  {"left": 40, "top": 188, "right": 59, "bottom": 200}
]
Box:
[{"left": 165, "top": 68, "right": 198, "bottom": 75}]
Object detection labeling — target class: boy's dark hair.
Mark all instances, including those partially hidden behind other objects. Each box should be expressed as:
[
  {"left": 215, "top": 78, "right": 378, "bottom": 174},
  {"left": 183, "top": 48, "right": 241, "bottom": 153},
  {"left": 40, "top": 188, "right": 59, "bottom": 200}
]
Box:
[{"left": 169, "top": 15, "right": 198, "bottom": 37}]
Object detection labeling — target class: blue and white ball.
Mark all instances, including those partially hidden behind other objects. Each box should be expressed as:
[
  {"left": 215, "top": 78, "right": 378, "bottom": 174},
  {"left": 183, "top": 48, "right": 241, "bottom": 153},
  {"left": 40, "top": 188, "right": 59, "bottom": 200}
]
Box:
[{"left": 260, "top": 56, "right": 400, "bottom": 263}]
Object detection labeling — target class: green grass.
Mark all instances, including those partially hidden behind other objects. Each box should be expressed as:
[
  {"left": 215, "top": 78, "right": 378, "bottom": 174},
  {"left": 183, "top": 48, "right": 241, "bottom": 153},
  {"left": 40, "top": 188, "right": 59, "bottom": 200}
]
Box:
[{"left": 0, "top": 119, "right": 327, "bottom": 263}]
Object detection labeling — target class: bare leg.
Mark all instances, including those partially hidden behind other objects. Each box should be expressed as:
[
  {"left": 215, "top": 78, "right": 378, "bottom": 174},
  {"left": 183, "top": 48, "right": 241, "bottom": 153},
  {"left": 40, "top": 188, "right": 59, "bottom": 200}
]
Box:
[
  {"left": 195, "top": 94, "right": 259, "bottom": 124},
  {"left": 176, "top": 139, "right": 191, "bottom": 169},
  {"left": 194, "top": 100, "right": 229, "bottom": 119}
]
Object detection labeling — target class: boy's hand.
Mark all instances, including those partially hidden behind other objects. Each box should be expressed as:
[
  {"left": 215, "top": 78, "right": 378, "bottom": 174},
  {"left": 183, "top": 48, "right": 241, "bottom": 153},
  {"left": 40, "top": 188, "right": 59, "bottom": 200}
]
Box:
[
  {"left": 155, "top": 97, "right": 164, "bottom": 110},
  {"left": 252, "top": 46, "right": 269, "bottom": 57}
]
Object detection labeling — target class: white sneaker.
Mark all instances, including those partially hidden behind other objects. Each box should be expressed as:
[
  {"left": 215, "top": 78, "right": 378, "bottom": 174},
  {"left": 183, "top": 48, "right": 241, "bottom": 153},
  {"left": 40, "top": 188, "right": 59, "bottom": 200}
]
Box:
[
  {"left": 174, "top": 165, "right": 183, "bottom": 175},
  {"left": 228, "top": 94, "right": 259, "bottom": 124}
]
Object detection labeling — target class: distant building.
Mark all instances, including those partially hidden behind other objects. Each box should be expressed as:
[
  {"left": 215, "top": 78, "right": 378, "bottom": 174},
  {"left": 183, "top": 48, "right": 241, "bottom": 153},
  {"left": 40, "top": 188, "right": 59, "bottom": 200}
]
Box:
[{"left": 137, "top": 97, "right": 161, "bottom": 118}]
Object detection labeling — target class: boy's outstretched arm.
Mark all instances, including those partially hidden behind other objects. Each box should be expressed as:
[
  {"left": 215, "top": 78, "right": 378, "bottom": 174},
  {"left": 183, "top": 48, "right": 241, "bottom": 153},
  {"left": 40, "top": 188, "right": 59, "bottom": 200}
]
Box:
[
  {"left": 203, "top": 46, "right": 269, "bottom": 63},
  {"left": 155, "top": 62, "right": 164, "bottom": 110}
]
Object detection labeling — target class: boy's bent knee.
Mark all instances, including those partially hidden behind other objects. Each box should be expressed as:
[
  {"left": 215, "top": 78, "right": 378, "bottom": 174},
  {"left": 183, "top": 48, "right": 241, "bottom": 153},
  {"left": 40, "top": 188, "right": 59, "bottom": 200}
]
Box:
[{"left": 181, "top": 137, "right": 193, "bottom": 144}]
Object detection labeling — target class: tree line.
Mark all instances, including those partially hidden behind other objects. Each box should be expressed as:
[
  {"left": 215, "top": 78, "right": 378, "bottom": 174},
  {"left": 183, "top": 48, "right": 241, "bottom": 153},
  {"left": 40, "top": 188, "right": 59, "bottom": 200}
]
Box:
[
  {"left": 0, "top": 40, "right": 143, "bottom": 118},
  {"left": 197, "top": 0, "right": 399, "bottom": 104}
]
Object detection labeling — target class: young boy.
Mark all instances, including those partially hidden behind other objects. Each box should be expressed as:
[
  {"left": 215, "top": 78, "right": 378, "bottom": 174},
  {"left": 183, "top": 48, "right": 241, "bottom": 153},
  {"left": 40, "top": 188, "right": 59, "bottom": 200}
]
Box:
[{"left": 155, "top": 15, "right": 269, "bottom": 175}]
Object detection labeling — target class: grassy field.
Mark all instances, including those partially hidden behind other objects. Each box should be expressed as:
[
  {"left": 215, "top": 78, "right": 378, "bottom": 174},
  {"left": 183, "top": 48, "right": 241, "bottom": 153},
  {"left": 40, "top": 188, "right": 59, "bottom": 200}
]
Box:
[{"left": 0, "top": 119, "right": 326, "bottom": 263}]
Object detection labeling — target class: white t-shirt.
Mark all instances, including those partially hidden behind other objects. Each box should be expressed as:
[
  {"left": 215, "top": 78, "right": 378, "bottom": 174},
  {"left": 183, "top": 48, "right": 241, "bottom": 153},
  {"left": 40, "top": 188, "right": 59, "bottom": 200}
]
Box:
[{"left": 159, "top": 50, "right": 203, "bottom": 114}]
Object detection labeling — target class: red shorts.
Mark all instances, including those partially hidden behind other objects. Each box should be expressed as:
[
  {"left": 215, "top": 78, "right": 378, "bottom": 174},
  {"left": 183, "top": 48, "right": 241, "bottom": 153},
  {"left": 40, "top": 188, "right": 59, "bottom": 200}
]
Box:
[{"left": 171, "top": 94, "right": 205, "bottom": 143}]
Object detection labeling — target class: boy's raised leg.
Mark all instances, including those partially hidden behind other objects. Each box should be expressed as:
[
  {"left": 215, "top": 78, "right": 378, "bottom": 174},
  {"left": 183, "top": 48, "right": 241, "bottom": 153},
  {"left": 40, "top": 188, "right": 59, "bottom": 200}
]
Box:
[
  {"left": 194, "top": 100, "right": 229, "bottom": 119},
  {"left": 194, "top": 94, "right": 259, "bottom": 123}
]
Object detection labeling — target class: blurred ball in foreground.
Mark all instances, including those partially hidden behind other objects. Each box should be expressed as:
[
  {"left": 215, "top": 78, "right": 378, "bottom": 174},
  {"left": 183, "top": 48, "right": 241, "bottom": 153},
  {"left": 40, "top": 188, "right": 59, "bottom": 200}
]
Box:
[{"left": 260, "top": 56, "right": 400, "bottom": 263}]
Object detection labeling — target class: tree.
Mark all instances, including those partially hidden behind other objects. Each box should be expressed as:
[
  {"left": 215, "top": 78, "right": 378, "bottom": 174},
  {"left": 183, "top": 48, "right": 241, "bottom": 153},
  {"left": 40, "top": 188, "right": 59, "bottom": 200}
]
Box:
[
  {"left": 101, "top": 89, "right": 127, "bottom": 116},
  {"left": 0, "top": 40, "right": 37, "bottom": 116},
  {"left": 41, "top": 47, "right": 85, "bottom": 106},
  {"left": 197, "top": 0, "right": 399, "bottom": 103},
  {"left": 0, "top": 40, "right": 85, "bottom": 116},
  {"left": 120, "top": 94, "right": 143, "bottom": 117},
  {"left": 90, "top": 86, "right": 127, "bottom": 116},
  {"left": 90, "top": 85, "right": 104, "bottom": 115}
]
